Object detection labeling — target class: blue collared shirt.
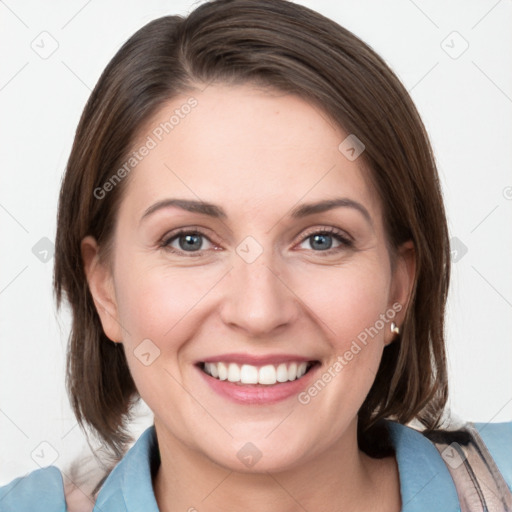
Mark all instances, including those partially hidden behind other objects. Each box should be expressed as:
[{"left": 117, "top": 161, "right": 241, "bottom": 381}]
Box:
[{"left": 1, "top": 420, "right": 511, "bottom": 511}]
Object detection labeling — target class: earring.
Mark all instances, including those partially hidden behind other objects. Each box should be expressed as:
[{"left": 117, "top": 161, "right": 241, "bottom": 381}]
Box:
[{"left": 390, "top": 322, "right": 400, "bottom": 335}]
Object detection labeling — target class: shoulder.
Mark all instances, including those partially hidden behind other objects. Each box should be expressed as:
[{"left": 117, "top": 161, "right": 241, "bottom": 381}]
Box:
[
  {"left": 0, "top": 427, "right": 159, "bottom": 512},
  {"left": 383, "top": 420, "right": 461, "bottom": 510},
  {"left": 0, "top": 459, "right": 101, "bottom": 512},
  {"left": 472, "top": 420, "right": 512, "bottom": 490},
  {"left": 0, "top": 466, "right": 66, "bottom": 512},
  {"left": 385, "top": 419, "right": 512, "bottom": 511}
]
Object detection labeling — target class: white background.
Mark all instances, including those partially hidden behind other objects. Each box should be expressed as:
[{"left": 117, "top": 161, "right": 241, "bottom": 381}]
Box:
[{"left": 1, "top": 0, "right": 511, "bottom": 485}]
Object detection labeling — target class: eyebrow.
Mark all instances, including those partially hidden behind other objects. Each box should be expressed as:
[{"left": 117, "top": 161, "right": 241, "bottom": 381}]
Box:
[{"left": 140, "top": 197, "right": 373, "bottom": 227}]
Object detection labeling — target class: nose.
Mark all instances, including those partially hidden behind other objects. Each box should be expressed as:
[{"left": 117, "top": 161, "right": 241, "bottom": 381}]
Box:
[{"left": 218, "top": 252, "right": 300, "bottom": 337}]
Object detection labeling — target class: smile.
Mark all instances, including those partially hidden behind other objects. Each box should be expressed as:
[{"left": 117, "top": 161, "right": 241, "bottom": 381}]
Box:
[{"left": 200, "top": 361, "right": 316, "bottom": 385}]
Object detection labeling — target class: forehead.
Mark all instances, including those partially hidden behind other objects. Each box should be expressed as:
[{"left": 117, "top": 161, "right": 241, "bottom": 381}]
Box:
[{"left": 119, "top": 83, "right": 381, "bottom": 225}]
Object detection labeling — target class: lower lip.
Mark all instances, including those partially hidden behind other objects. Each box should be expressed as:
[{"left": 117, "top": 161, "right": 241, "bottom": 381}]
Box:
[{"left": 197, "top": 363, "right": 320, "bottom": 404}]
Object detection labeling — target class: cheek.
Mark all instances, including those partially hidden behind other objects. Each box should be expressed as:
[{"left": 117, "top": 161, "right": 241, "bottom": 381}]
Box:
[
  {"left": 292, "top": 260, "right": 391, "bottom": 344},
  {"left": 114, "top": 256, "right": 221, "bottom": 344},
  {"left": 112, "top": 256, "right": 221, "bottom": 409},
  {"left": 290, "top": 263, "right": 391, "bottom": 419}
]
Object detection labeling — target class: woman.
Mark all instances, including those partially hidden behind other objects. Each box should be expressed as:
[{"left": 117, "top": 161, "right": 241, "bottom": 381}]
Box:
[{"left": 1, "top": 1, "right": 510, "bottom": 511}]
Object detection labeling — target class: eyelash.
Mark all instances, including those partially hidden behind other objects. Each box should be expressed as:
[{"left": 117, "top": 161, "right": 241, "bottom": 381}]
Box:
[{"left": 159, "top": 226, "right": 354, "bottom": 257}]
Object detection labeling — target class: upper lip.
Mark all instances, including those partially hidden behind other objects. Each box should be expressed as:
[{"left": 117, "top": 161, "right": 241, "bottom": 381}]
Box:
[{"left": 198, "top": 353, "right": 318, "bottom": 366}]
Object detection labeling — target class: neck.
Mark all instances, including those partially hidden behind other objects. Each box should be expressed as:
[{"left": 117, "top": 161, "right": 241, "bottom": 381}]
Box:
[{"left": 153, "top": 418, "right": 401, "bottom": 512}]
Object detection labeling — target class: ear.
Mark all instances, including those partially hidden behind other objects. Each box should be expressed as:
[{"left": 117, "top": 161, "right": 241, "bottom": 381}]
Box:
[
  {"left": 81, "top": 235, "right": 123, "bottom": 343},
  {"left": 385, "top": 240, "right": 416, "bottom": 346}
]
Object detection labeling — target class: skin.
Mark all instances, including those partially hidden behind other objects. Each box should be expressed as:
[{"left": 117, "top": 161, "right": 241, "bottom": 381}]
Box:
[{"left": 82, "top": 83, "right": 415, "bottom": 512}]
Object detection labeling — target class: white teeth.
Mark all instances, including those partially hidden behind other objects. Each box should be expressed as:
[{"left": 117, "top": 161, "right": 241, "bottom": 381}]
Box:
[
  {"left": 288, "top": 362, "right": 297, "bottom": 380},
  {"left": 276, "top": 363, "right": 289, "bottom": 382},
  {"left": 218, "top": 362, "right": 228, "bottom": 381},
  {"left": 227, "top": 363, "right": 240, "bottom": 382},
  {"left": 209, "top": 363, "right": 219, "bottom": 378},
  {"left": 297, "top": 362, "right": 308, "bottom": 378},
  {"left": 240, "top": 364, "right": 259, "bottom": 384},
  {"left": 259, "top": 365, "right": 277, "bottom": 385},
  {"left": 202, "top": 361, "right": 312, "bottom": 385}
]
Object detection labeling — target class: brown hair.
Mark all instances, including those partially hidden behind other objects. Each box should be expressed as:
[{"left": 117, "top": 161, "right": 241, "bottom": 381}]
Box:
[{"left": 54, "top": 0, "right": 450, "bottom": 468}]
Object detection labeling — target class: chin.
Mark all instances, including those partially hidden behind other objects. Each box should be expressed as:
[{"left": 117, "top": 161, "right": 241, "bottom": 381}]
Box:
[{"left": 198, "top": 434, "right": 314, "bottom": 474}]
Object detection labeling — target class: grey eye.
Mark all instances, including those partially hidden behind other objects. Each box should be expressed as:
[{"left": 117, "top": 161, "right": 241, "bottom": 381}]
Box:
[
  {"left": 178, "top": 233, "right": 204, "bottom": 251},
  {"left": 308, "top": 233, "right": 334, "bottom": 251},
  {"left": 164, "top": 232, "right": 214, "bottom": 252}
]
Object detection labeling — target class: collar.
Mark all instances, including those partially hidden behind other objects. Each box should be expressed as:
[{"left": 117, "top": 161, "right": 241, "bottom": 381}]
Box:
[
  {"left": 94, "top": 421, "right": 460, "bottom": 511},
  {"left": 386, "top": 420, "right": 460, "bottom": 511},
  {"left": 93, "top": 426, "right": 160, "bottom": 511}
]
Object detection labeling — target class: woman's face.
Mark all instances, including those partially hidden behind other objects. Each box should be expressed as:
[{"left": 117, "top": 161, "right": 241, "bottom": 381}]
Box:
[{"left": 83, "top": 83, "right": 414, "bottom": 472}]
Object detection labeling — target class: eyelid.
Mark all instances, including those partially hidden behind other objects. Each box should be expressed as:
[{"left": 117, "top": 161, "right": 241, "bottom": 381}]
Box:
[
  {"left": 293, "top": 226, "right": 354, "bottom": 254},
  {"left": 296, "top": 225, "right": 354, "bottom": 244},
  {"left": 160, "top": 224, "right": 354, "bottom": 257},
  {"left": 160, "top": 227, "right": 220, "bottom": 253}
]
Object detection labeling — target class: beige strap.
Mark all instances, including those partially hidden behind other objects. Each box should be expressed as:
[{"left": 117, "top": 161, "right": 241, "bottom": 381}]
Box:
[{"left": 426, "top": 422, "right": 512, "bottom": 512}]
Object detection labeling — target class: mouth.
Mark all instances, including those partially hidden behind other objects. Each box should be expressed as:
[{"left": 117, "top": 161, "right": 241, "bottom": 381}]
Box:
[
  {"left": 197, "top": 360, "right": 320, "bottom": 386},
  {"left": 195, "top": 353, "right": 322, "bottom": 404}
]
